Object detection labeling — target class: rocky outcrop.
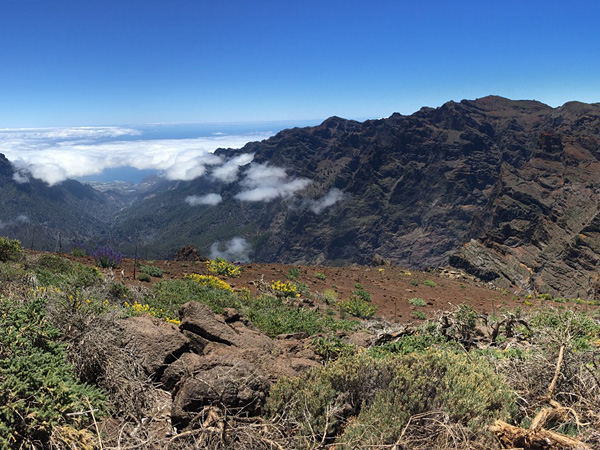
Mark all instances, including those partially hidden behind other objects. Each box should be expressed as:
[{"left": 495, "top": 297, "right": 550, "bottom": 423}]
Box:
[{"left": 106, "top": 302, "right": 323, "bottom": 432}]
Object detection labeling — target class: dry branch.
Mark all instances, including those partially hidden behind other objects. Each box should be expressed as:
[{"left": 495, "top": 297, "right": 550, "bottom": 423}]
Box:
[{"left": 490, "top": 420, "right": 591, "bottom": 450}]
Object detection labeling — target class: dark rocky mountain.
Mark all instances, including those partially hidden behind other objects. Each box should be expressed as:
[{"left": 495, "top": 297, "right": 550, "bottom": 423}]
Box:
[
  {"left": 111, "top": 96, "right": 600, "bottom": 298},
  {"left": 4, "top": 96, "right": 600, "bottom": 298}
]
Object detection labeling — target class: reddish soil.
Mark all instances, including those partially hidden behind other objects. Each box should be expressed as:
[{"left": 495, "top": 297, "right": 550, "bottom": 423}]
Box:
[{"left": 58, "top": 252, "right": 596, "bottom": 324}]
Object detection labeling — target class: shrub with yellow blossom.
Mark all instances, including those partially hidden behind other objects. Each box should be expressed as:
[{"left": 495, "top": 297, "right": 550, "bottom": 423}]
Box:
[
  {"left": 206, "top": 257, "right": 242, "bottom": 278},
  {"left": 124, "top": 300, "right": 180, "bottom": 325},
  {"left": 185, "top": 274, "right": 234, "bottom": 292},
  {"left": 270, "top": 280, "right": 300, "bottom": 298}
]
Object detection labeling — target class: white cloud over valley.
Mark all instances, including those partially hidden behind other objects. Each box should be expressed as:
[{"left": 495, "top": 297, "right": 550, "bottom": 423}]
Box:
[
  {"left": 185, "top": 193, "right": 223, "bottom": 206},
  {"left": 0, "top": 126, "right": 271, "bottom": 186},
  {"left": 235, "top": 163, "right": 311, "bottom": 202},
  {"left": 210, "top": 237, "right": 252, "bottom": 262}
]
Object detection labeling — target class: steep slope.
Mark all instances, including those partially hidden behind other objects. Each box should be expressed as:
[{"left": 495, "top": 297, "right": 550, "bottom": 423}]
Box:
[
  {"left": 0, "top": 153, "right": 117, "bottom": 250},
  {"left": 451, "top": 100, "right": 600, "bottom": 298}
]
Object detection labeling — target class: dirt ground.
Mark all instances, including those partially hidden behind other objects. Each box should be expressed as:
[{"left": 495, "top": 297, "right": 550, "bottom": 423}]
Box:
[{"left": 61, "top": 253, "right": 596, "bottom": 324}]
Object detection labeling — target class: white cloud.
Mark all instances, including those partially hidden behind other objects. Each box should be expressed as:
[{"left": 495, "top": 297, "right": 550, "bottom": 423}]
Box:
[
  {"left": 0, "top": 126, "right": 271, "bottom": 185},
  {"left": 235, "top": 163, "right": 311, "bottom": 202},
  {"left": 308, "top": 188, "right": 346, "bottom": 214},
  {"left": 185, "top": 193, "right": 223, "bottom": 206},
  {"left": 211, "top": 153, "right": 255, "bottom": 182},
  {"left": 12, "top": 170, "right": 29, "bottom": 183},
  {"left": 0, "top": 214, "right": 29, "bottom": 229},
  {"left": 0, "top": 126, "right": 142, "bottom": 141},
  {"left": 210, "top": 237, "right": 252, "bottom": 262}
]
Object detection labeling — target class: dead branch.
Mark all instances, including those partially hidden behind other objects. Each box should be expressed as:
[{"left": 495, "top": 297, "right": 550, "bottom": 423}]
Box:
[{"left": 490, "top": 419, "right": 591, "bottom": 450}]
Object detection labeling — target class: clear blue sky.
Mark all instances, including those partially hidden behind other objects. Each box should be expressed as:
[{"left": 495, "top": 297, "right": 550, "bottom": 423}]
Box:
[{"left": 1, "top": 0, "right": 599, "bottom": 127}]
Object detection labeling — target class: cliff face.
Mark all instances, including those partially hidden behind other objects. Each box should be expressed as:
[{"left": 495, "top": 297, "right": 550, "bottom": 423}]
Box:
[
  {"left": 450, "top": 100, "right": 600, "bottom": 297},
  {"left": 209, "top": 96, "right": 600, "bottom": 297}
]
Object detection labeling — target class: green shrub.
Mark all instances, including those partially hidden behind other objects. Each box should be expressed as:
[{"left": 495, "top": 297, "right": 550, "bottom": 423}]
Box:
[
  {"left": 266, "top": 350, "right": 516, "bottom": 447},
  {"left": 29, "top": 255, "right": 103, "bottom": 290},
  {"left": 352, "top": 287, "right": 372, "bottom": 302},
  {"left": 315, "top": 272, "right": 326, "bottom": 280},
  {"left": 531, "top": 309, "right": 600, "bottom": 351},
  {"left": 423, "top": 279, "right": 436, "bottom": 287},
  {"left": 0, "top": 236, "right": 23, "bottom": 262},
  {"left": 370, "top": 330, "right": 449, "bottom": 357},
  {"left": 409, "top": 297, "right": 426, "bottom": 306},
  {"left": 70, "top": 247, "right": 86, "bottom": 257},
  {"left": 319, "top": 289, "right": 338, "bottom": 304},
  {"left": 0, "top": 297, "right": 105, "bottom": 448},
  {"left": 138, "top": 273, "right": 151, "bottom": 282},
  {"left": 340, "top": 296, "right": 376, "bottom": 319},
  {"left": 312, "top": 336, "right": 356, "bottom": 362},
  {"left": 286, "top": 267, "right": 300, "bottom": 280},
  {"left": 140, "top": 264, "right": 163, "bottom": 278},
  {"left": 411, "top": 311, "right": 427, "bottom": 320},
  {"left": 148, "top": 279, "right": 241, "bottom": 317},
  {"left": 245, "top": 295, "right": 356, "bottom": 337},
  {"left": 270, "top": 280, "right": 300, "bottom": 298},
  {"left": 108, "top": 282, "right": 133, "bottom": 301}
]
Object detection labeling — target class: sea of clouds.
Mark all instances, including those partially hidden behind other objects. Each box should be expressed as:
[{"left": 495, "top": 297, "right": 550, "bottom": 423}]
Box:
[{"left": 0, "top": 125, "right": 347, "bottom": 210}]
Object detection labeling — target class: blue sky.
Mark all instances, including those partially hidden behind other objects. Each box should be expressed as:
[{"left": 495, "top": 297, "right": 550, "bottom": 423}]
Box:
[{"left": 1, "top": 0, "right": 599, "bottom": 127}]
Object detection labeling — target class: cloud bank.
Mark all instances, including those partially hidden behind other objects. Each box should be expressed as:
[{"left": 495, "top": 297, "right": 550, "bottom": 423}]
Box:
[
  {"left": 235, "top": 163, "right": 311, "bottom": 202},
  {"left": 210, "top": 237, "right": 252, "bottom": 262},
  {"left": 0, "top": 126, "right": 271, "bottom": 186},
  {"left": 185, "top": 193, "right": 223, "bottom": 206}
]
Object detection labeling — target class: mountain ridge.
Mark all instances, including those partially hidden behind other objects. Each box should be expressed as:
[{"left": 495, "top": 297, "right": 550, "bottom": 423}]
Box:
[{"left": 4, "top": 96, "right": 600, "bottom": 297}]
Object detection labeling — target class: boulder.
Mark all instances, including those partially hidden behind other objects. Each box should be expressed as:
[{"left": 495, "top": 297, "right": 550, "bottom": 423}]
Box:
[
  {"left": 171, "top": 355, "right": 270, "bottom": 429},
  {"left": 120, "top": 315, "right": 189, "bottom": 379},
  {"left": 179, "top": 302, "right": 239, "bottom": 346}
]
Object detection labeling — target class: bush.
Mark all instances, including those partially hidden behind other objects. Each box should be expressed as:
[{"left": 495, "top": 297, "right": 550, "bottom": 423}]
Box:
[
  {"left": 270, "top": 280, "right": 300, "bottom": 298},
  {"left": 92, "top": 245, "right": 122, "bottom": 269},
  {"left": 137, "top": 273, "right": 151, "bottom": 282},
  {"left": 185, "top": 273, "right": 234, "bottom": 292},
  {"left": 140, "top": 264, "right": 163, "bottom": 278},
  {"left": 311, "top": 336, "right": 356, "bottom": 362},
  {"left": 286, "top": 267, "right": 300, "bottom": 280},
  {"left": 29, "top": 254, "right": 103, "bottom": 290},
  {"left": 206, "top": 257, "right": 241, "bottom": 278},
  {"left": 315, "top": 272, "right": 326, "bottom": 280},
  {"left": 0, "top": 297, "right": 105, "bottom": 448},
  {"left": 148, "top": 279, "right": 241, "bottom": 317},
  {"left": 340, "top": 296, "right": 376, "bottom": 319},
  {"left": 266, "top": 350, "right": 516, "bottom": 448},
  {"left": 0, "top": 236, "right": 23, "bottom": 262},
  {"left": 245, "top": 295, "right": 356, "bottom": 337},
  {"left": 423, "top": 279, "right": 436, "bottom": 287},
  {"left": 352, "top": 286, "right": 372, "bottom": 302},
  {"left": 70, "top": 247, "right": 86, "bottom": 257},
  {"left": 412, "top": 311, "right": 427, "bottom": 320},
  {"left": 409, "top": 297, "right": 427, "bottom": 306}
]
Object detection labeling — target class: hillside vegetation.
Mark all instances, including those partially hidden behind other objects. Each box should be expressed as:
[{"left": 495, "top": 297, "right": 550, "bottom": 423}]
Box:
[{"left": 1, "top": 237, "right": 600, "bottom": 449}]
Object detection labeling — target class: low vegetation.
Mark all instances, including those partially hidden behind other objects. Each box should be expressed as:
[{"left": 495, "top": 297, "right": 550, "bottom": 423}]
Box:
[{"left": 1, "top": 237, "right": 600, "bottom": 449}]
